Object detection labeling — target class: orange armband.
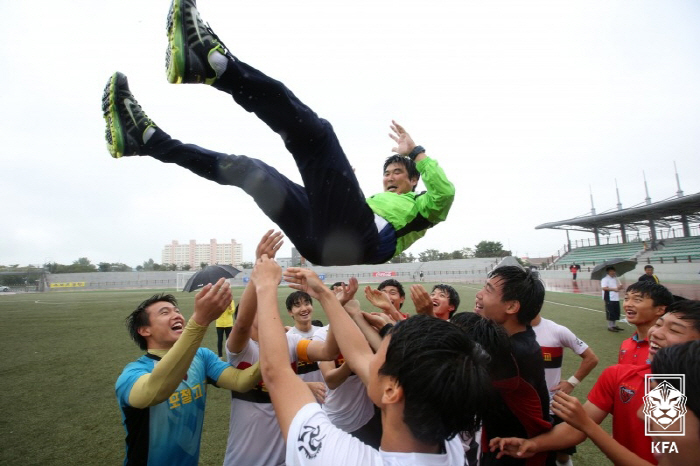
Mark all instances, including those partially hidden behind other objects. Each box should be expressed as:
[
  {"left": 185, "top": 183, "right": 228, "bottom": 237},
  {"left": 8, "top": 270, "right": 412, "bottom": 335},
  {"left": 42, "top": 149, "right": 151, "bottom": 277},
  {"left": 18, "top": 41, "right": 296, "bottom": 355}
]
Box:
[{"left": 296, "top": 339, "right": 312, "bottom": 363}]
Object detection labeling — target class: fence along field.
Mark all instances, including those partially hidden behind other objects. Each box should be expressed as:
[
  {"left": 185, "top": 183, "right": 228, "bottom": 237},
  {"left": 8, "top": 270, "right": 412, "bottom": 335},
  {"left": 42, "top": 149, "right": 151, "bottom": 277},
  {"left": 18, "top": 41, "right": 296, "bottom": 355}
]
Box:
[{"left": 0, "top": 284, "right": 625, "bottom": 465}]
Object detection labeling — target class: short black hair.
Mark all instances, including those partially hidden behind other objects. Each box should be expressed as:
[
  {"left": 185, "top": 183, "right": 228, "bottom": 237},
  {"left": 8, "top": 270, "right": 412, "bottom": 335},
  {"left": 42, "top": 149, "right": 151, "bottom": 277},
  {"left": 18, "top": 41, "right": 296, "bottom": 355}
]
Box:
[
  {"left": 383, "top": 155, "right": 420, "bottom": 192},
  {"left": 126, "top": 293, "right": 178, "bottom": 351},
  {"left": 330, "top": 282, "right": 345, "bottom": 290},
  {"left": 432, "top": 284, "right": 460, "bottom": 318},
  {"left": 451, "top": 312, "right": 514, "bottom": 380},
  {"left": 380, "top": 315, "right": 492, "bottom": 444},
  {"left": 644, "top": 265, "right": 654, "bottom": 271},
  {"left": 378, "top": 279, "right": 405, "bottom": 297},
  {"left": 487, "top": 266, "right": 545, "bottom": 325},
  {"left": 625, "top": 281, "right": 673, "bottom": 307},
  {"left": 285, "top": 291, "right": 313, "bottom": 311},
  {"left": 651, "top": 339, "right": 700, "bottom": 419},
  {"left": 664, "top": 299, "right": 700, "bottom": 333},
  {"left": 606, "top": 266, "right": 616, "bottom": 272}
]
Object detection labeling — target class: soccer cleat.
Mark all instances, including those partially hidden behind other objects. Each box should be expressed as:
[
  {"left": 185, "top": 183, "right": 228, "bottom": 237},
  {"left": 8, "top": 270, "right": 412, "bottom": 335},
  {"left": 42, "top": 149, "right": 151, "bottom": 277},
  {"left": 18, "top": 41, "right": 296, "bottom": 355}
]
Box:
[
  {"left": 166, "top": 0, "right": 231, "bottom": 84},
  {"left": 102, "top": 72, "right": 157, "bottom": 158}
]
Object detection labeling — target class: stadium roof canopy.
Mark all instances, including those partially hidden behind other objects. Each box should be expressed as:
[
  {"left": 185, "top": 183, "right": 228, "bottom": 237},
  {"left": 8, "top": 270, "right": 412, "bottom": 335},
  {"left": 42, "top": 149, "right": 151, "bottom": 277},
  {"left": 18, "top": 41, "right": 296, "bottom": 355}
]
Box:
[{"left": 535, "top": 192, "right": 700, "bottom": 241}]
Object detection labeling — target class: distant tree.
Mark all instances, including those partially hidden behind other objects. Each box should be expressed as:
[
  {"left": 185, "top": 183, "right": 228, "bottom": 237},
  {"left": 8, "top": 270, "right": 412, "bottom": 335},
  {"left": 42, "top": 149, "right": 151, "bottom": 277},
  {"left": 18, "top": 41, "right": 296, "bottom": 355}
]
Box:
[
  {"left": 44, "top": 262, "right": 59, "bottom": 274},
  {"left": 65, "top": 257, "right": 97, "bottom": 273},
  {"left": 142, "top": 259, "right": 156, "bottom": 271},
  {"left": 390, "top": 252, "right": 415, "bottom": 264},
  {"left": 98, "top": 262, "right": 111, "bottom": 272},
  {"left": 462, "top": 247, "right": 475, "bottom": 258},
  {"left": 418, "top": 249, "right": 441, "bottom": 262},
  {"left": 474, "top": 241, "right": 511, "bottom": 258},
  {"left": 135, "top": 265, "right": 144, "bottom": 272},
  {"left": 200, "top": 262, "right": 208, "bottom": 269},
  {"left": 240, "top": 261, "right": 254, "bottom": 269},
  {"left": 111, "top": 263, "right": 133, "bottom": 272},
  {"left": 168, "top": 263, "right": 178, "bottom": 271},
  {"left": 182, "top": 264, "right": 192, "bottom": 271}
]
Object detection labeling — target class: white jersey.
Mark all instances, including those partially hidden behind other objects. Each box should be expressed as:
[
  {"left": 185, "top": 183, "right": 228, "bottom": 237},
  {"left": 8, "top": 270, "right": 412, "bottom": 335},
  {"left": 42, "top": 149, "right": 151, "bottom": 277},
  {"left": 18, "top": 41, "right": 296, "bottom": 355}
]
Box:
[
  {"left": 288, "top": 325, "right": 324, "bottom": 383},
  {"left": 287, "top": 403, "right": 465, "bottom": 466},
  {"left": 531, "top": 318, "right": 589, "bottom": 403},
  {"left": 601, "top": 275, "right": 621, "bottom": 301},
  {"left": 223, "top": 334, "right": 304, "bottom": 466},
  {"left": 314, "top": 326, "right": 375, "bottom": 433}
]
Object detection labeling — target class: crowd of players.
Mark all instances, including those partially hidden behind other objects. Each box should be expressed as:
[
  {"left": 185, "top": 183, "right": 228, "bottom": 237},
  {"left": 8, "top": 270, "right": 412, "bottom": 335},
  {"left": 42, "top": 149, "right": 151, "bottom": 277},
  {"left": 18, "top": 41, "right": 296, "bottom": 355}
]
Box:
[
  {"left": 116, "top": 230, "right": 700, "bottom": 466},
  {"left": 104, "top": 1, "right": 699, "bottom": 464}
]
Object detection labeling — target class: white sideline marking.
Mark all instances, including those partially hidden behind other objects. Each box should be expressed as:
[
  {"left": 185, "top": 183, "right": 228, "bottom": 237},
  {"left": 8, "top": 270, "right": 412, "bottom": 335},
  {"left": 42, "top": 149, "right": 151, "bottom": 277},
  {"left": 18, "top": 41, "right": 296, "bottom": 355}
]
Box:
[{"left": 463, "top": 284, "right": 604, "bottom": 314}]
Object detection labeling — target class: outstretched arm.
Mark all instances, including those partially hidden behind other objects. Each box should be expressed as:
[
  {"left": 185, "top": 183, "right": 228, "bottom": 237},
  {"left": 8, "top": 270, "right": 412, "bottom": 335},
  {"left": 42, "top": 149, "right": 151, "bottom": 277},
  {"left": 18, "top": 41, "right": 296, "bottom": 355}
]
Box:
[
  {"left": 254, "top": 255, "right": 315, "bottom": 440},
  {"left": 284, "top": 267, "right": 375, "bottom": 386},
  {"left": 489, "top": 400, "right": 607, "bottom": 459},
  {"left": 129, "top": 279, "right": 232, "bottom": 408},
  {"left": 552, "top": 392, "right": 652, "bottom": 466},
  {"left": 390, "top": 121, "right": 455, "bottom": 223},
  {"left": 227, "top": 230, "right": 283, "bottom": 354}
]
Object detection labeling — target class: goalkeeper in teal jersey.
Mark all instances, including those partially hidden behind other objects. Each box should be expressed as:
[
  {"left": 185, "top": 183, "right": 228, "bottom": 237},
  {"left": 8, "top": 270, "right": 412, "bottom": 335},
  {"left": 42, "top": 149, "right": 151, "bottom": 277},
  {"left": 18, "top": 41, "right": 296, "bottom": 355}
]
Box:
[
  {"left": 103, "top": 0, "right": 455, "bottom": 266},
  {"left": 115, "top": 279, "right": 260, "bottom": 466}
]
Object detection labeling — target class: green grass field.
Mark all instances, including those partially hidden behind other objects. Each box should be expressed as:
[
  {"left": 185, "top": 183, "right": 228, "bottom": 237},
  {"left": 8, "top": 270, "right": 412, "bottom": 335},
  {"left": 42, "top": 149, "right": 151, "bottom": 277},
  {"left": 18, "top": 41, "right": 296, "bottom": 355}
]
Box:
[{"left": 0, "top": 283, "right": 626, "bottom": 465}]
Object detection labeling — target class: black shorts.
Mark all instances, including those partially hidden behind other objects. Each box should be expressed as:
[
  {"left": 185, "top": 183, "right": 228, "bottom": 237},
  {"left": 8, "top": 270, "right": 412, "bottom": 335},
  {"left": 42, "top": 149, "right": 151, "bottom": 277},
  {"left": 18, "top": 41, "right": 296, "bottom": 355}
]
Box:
[{"left": 605, "top": 301, "right": 621, "bottom": 321}]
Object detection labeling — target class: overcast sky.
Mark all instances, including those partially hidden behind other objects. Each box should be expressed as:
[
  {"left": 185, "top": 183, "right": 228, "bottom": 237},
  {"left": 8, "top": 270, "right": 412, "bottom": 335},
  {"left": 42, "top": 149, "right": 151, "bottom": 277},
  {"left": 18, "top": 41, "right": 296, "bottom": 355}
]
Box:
[{"left": 1, "top": 0, "right": 699, "bottom": 267}]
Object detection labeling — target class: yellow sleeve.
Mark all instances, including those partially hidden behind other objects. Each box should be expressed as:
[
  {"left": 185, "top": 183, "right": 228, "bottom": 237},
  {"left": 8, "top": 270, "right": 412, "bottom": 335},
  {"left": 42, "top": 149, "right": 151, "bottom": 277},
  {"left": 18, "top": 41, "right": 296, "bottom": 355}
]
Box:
[
  {"left": 215, "top": 362, "right": 261, "bottom": 392},
  {"left": 128, "top": 318, "right": 207, "bottom": 408}
]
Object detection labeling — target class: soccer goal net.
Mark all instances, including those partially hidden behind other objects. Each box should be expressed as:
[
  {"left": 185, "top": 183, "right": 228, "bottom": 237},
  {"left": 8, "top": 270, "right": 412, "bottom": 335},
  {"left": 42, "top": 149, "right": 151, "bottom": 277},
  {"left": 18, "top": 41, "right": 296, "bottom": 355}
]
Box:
[{"left": 176, "top": 272, "right": 197, "bottom": 292}]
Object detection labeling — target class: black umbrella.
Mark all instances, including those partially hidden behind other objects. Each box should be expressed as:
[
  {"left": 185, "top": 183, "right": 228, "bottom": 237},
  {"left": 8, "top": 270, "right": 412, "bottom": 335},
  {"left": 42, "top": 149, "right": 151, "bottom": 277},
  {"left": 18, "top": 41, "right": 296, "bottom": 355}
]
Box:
[
  {"left": 182, "top": 265, "right": 241, "bottom": 292},
  {"left": 590, "top": 258, "right": 637, "bottom": 281}
]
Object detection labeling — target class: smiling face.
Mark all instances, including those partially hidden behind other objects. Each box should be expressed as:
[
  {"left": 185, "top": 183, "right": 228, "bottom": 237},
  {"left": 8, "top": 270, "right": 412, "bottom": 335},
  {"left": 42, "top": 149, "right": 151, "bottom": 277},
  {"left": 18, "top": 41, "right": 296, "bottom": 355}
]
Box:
[
  {"left": 647, "top": 313, "right": 700, "bottom": 361},
  {"left": 383, "top": 162, "right": 417, "bottom": 194},
  {"left": 431, "top": 288, "right": 455, "bottom": 321},
  {"left": 474, "top": 276, "right": 512, "bottom": 325},
  {"left": 138, "top": 301, "right": 185, "bottom": 350},
  {"left": 623, "top": 291, "right": 666, "bottom": 327},
  {"left": 288, "top": 298, "right": 313, "bottom": 326}
]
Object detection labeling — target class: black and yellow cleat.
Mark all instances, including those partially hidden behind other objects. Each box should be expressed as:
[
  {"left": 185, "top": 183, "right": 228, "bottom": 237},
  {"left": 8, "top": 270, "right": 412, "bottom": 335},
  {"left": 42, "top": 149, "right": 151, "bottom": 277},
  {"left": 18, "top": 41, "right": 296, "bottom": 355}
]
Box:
[
  {"left": 165, "top": 0, "right": 231, "bottom": 85},
  {"left": 102, "top": 72, "right": 157, "bottom": 158}
]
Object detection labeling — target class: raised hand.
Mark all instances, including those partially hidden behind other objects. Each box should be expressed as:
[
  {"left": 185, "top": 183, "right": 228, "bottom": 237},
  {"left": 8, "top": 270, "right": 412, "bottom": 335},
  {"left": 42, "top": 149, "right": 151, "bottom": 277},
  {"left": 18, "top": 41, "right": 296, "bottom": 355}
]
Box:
[
  {"left": 389, "top": 120, "right": 416, "bottom": 156},
  {"left": 334, "top": 277, "right": 359, "bottom": 306},
  {"left": 410, "top": 284, "right": 434, "bottom": 317},
  {"left": 251, "top": 254, "right": 282, "bottom": 289},
  {"left": 364, "top": 286, "right": 405, "bottom": 322},
  {"left": 255, "top": 230, "right": 284, "bottom": 260},
  {"left": 284, "top": 267, "right": 330, "bottom": 300},
  {"left": 192, "top": 277, "right": 232, "bottom": 326}
]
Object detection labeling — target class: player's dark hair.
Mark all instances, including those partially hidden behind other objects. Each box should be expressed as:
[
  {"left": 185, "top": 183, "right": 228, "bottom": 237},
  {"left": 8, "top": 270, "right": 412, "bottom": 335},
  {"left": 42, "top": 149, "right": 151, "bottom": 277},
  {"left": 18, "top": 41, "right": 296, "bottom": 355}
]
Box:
[
  {"left": 606, "top": 266, "right": 616, "bottom": 272},
  {"left": 383, "top": 155, "right": 420, "bottom": 191},
  {"left": 451, "top": 312, "right": 515, "bottom": 380},
  {"left": 625, "top": 281, "right": 673, "bottom": 307},
  {"left": 286, "top": 291, "right": 313, "bottom": 311},
  {"left": 644, "top": 265, "right": 654, "bottom": 271},
  {"left": 651, "top": 339, "right": 700, "bottom": 418},
  {"left": 380, "top": 315, "right": 492, "bottom": 444},
  {"left": 432, "top": 284, "right": 460, "bottom": 318},
  {"left": 664, "top": 299, "right": 700, "bottom": 332},
  {"left": 378, "top": 279, "right": 405, "bottom": 297},
  {"left": 126, "top": 293, "right": 178, "bottom": 351},
  {"left": 330, "top": 281, "right": 345, "bottom": 290},
  {"left": 488, "top": 266, "right": 545, "bottom": 325}
]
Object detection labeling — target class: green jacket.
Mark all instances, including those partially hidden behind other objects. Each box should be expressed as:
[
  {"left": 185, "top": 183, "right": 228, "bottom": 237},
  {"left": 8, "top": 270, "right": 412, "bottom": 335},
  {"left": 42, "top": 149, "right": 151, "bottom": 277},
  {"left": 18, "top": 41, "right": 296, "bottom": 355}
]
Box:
[{"left": 366, "top": 157, "right": 455, "bottom": 257}]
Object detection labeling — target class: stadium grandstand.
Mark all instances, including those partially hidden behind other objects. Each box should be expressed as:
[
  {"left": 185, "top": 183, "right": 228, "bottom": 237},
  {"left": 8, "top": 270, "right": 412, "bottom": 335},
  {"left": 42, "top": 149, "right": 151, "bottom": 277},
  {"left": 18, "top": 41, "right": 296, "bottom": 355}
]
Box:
[{"left": 535, "top": 178, "right": 700, "bottom": 280}]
